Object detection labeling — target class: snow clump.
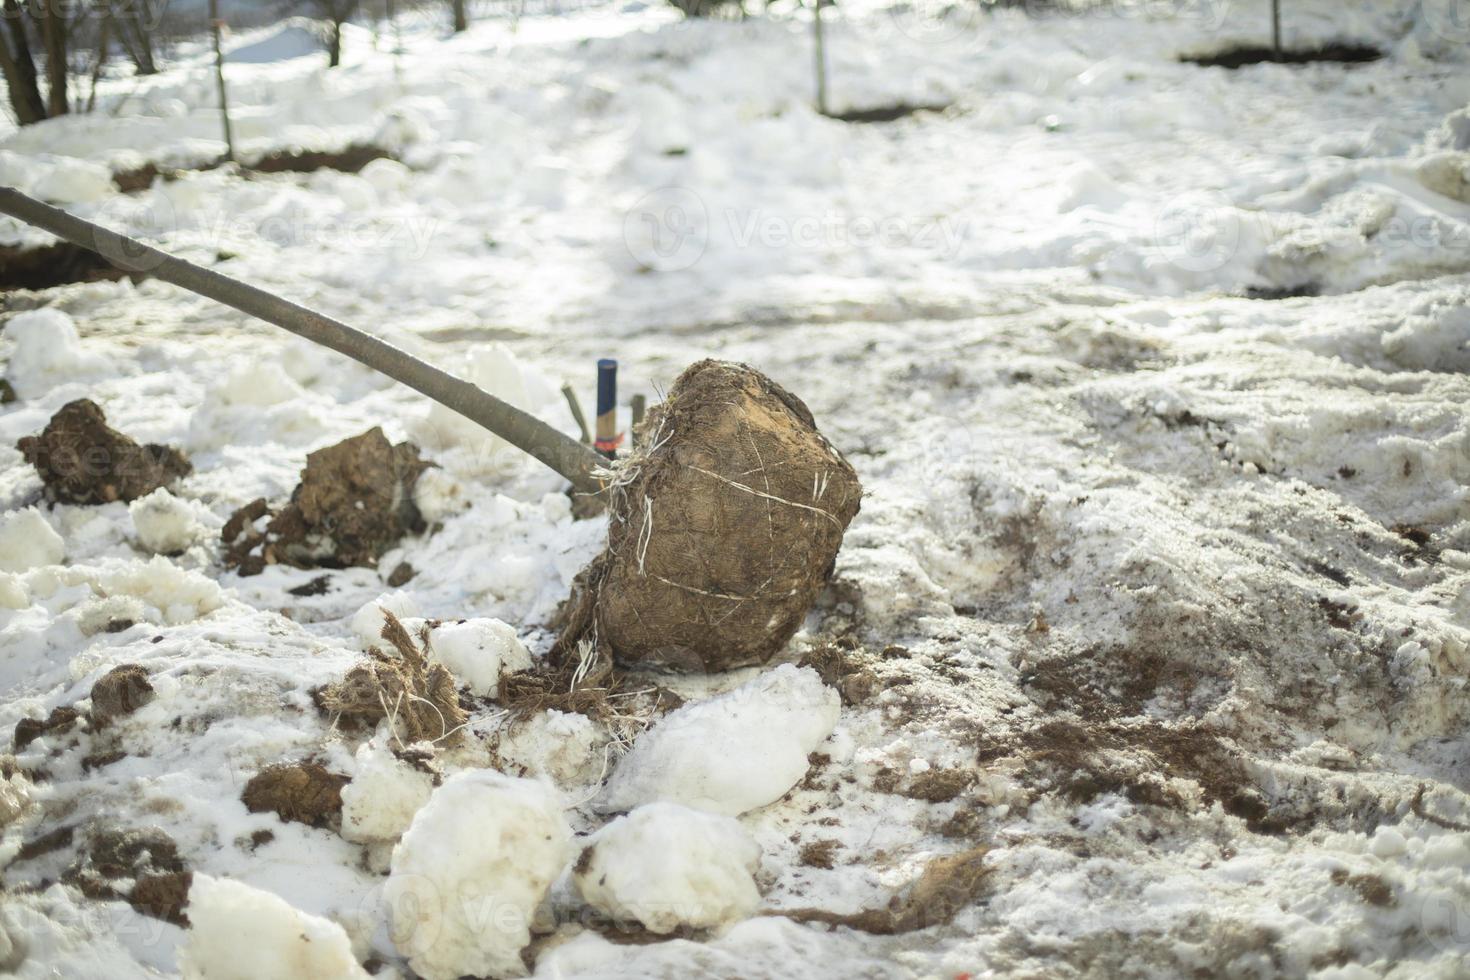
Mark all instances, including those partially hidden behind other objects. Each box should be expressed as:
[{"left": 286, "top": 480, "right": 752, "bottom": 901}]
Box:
[
  {"left": 426, "top": 618, "right": 532, "bottom": 698},
  {"left": 385, "top": 771, "right": 570, "bottom": 980},
  {"left": 574, "top": 802, "right": 762, "bottom": 934},
  {"left": 598, "top": 664, "right": 840, "bottom": 816}
]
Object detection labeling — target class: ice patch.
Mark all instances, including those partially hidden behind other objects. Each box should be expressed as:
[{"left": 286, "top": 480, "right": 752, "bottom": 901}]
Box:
[
  {"left": 598, "top": 664, "right": 840, "bottom": 816},
  {"left": 574, "top": 802, "right": 761, "bottom": 934},
  {"left": 340, "top": 737, "right": 435, "bottom": 854},
  {"left": 178, "top": 874, "right": 369, "bottom": 980},
  {"left": 386, "top": 771, "right": 570, "bottom": 980}
]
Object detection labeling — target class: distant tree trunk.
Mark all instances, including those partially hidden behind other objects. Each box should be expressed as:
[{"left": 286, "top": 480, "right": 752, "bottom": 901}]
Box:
[
  {"left": 451, "top": 0, "right": 467, "bottom": 32},
  {"left": 29, "top": 0, "right": 67, "bottom": 117},
  {"left": 0, "top": 0, "right": 46, "bottom": 125},
  {"left": 811, "top": 0, "right": 828, "bottom": 116},
  {"left": 117, "top": 16, "right": 158, "bottom": 75},
  {"left": 86, "top": 17, "right": 110, "bottom": 112},
  {"left": 1271, "top": 0, "right": 1281, "bottom": 54},
  {"left": 327, "top": 18, "right": 343, "bottom": 65}
]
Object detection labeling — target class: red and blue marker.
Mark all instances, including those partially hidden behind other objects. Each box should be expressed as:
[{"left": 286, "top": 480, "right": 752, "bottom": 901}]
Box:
[{"left": 595, "top": 358, "right": 622, "bottom": 458}]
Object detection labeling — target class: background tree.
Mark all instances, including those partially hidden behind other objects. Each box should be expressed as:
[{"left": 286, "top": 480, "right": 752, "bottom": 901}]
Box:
[
  {"left": 299, "top": 0, "right": 359, "bottom": 67},
  {"left": 451, "top": 0, "right": 467, "bottom": 32},
  {"left": 0, "top": 0, "right": 47, "bottom": 124}
]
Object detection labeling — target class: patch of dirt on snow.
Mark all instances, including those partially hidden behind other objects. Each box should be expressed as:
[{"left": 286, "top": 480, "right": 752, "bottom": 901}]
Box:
[
  {"left": 0, "top": 242, "right": 139, "bottom": 292},
  {"left": 65, "top": 825, "right": 192, "bottom": 925},
  {"left": 242, "top": 762, "right": 349, "bottom": 828},
  {"left": 777, "top": 846, "right": 991, "bottom": 934},
  {"left": 18, "top": 399, "right": 191, "bottom": 505},
  {"left": 223, "top": 427, "right": 431, "bottom": 575}
]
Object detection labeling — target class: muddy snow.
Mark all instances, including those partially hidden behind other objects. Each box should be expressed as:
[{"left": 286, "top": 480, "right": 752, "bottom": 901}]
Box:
[{"left": 1, "top": 0, "right": 1469, "bottom": 977}]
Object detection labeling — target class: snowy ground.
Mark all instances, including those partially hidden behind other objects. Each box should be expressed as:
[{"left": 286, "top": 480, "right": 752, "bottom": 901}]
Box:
[{"left": 2, "top": 0, "right": 1470, "bottom": 976}]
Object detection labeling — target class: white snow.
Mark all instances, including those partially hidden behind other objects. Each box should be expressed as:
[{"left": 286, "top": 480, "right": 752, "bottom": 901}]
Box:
[
  {"left": 339, "top": 737, "right": 435, "bottom": 849},
  {"left": 1, "top": 309, "right": 97, "bottom": 400},
  {"left": 349, "top": 591, "right": 422, "bottom": 647},
  {"left": 178, "top": 874, "right": 369, "bottom": 980},
  {"left": 2, "top": 0, "right": 1470, "bottom": 976},
  {"left": 385, "top": 770, "right": 570, "bottom": 980},
  {"left": 574, "top": 802, "right": 762, "bottom": 934},
  {"left": 129, "top": 488, "right": 204, "bottom": 555},
  {"left": 0, "top": 509, "right": 63, "bottom": 573},
  {"left": 426, "top": 618, "right": 532, "bottom": 698},
  {"left": 599, "top": 665, "right": 840, "bottom": 816}
]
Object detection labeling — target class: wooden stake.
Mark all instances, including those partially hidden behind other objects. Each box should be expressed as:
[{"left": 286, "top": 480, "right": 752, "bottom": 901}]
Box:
[
  {"left": 562, "top": 382, "right": 592, "bottom": 444},
  {"left": 812, "top": 0, "right": 829, "bottom": 116},
  {"left": 630, "top": 393, "right": 646, "bottom": 449}
]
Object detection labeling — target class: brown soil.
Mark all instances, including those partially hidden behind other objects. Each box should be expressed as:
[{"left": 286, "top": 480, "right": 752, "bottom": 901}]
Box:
[
  {"left": 223, "top": 428, "right": 431, "bottom": 576},
  {"left": 776, "top": 845, "right": 990, "bottom": 934},
  {"left": 242, "top": 762, "right": 349, "bottom": 827},
  {"left": 824, "top": 102, "right": 950, "bottom": 124},
  {"left": 65, "top": 825, "right": 191, "bottom": 925},
  {"left": 112, "top": 143, "right": 395, "bottom": 194},
  {"left": 902, "top": 768, "right": 975, "bottom": 804},
  {"left": 14, "top": 706, "right": 80, "bottom": 750},
  {"left": 1181, "top": 43, "right": 1382, "bottom": 69},
  {"left": 315, "top": 611, "right": 467, "bottom": 744},
  {"left": 799, "top": 641, "right": 879, "bottom": 705},
  {"left": 89, "top": 664, "right": 154, "bottom": 727},
  {"left": 555, "top": 360, "right": 862, "bottom": 673},
  {"left": 0, "top": 242, "right": 137, "bottom": 292},
  {"left": 18, "top": 400, "right": 191, "bottom": 505}
]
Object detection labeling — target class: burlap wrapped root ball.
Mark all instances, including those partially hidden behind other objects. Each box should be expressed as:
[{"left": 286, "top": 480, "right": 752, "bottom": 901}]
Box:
[{"left": 559, "top": 360, "right": 862, "bottom": 672}]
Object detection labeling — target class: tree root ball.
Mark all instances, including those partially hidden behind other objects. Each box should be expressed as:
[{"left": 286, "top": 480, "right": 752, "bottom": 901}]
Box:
[{"left": 558, "top": 360, "right": 862, "bottom": 673}]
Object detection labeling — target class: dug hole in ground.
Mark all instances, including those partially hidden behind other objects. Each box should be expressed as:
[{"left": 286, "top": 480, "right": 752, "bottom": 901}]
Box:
[{"left": 1, "top": 0, "right": 1470, "bottom": 976}]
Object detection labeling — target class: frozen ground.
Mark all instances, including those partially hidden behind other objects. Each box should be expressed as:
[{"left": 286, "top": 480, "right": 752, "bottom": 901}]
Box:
[{"left": 1, "top": 0, "right": 1469, "bottom": 976}]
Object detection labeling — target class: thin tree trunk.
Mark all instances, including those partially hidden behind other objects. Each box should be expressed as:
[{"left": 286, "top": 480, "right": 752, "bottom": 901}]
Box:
[
  {"left": 1271, "top": 0, "right": 1281, "bottom": 55},
  {"left": 452, "top": 0, "right": 467, "bottom": 32},
  {"left": 209, "top": 0, "right": 234, "bottom": 162},
  {"left": 812, "top": 0, "right": 828, "bottom": 116},
  {"left": 0, "top": 0, "right": 46, "bottom": 124},
  {"left": 328, "top": 19, "right": 343, "bottom": 66},
  {"left": 31, "top": 0, "right": 66, "bottom": 117},
  {"left": 85, "top": 16, "right": 109, "bottom": 113},
  {"left": 121, "top": 17, "right": 157, "bottom": 75}
]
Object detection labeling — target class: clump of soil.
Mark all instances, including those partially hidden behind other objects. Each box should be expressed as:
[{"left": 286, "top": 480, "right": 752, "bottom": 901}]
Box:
[
  {"left": 66, "top": 825, "right": 192, "bottom": 925},
  {"left": 249, "top": 143, "right": 393, "bottom": 175},
  {"left": 242, "top": 762, "right": 349, "bottom": 827},
  {"left": 777, "top": 845, "right": 990, "bottom": 934},
  {"left": 89, "top": 664, "right": 154, "bottom": 727},
  {"left": 18, "top": 400, "right": 191, "bottom": 505},
  {"left": 556, "top": 360, "right": 862, "bottom": 672},
  {"left": 824, "top": 102, "right": 950, "bottom": 124},
  {"left": 0, "top": 242, "right": 138, "bottom": 293},
  {"left": 314, "top": 611, "right": 467, "bottom": 744},
  {"left": 222, "top": 428, "right": 431, "bottom": 576},
  {"left": 14, "top": 706, "right": 80, "bottom": 750},
  {"left": 800, "top": 641, "right": 879, "bottom": 705}
]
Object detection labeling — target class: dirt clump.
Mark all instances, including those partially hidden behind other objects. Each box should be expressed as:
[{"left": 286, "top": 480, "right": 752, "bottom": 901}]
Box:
[
  {"left": 315, "top": 611, "right": 467, "bottom": 744},
  {"left": 222, "top": 427, "right": 431, "bottom": 576},
  {"left": 242, "top": 762, "right": 349, "bottom": 827},
  {"left": 776, "top": 845, "right": 990, "bottom": 934},
  {"left": 800, "top": 641, "right": 879, "bottom": 705},
  {"left": 556, "top": 360, "right": 862, "bottom": 673},
  {"left": 17, "top": 400, "right": 191, "bottom": 505},
  {"left": 14, "top": 706, "right": 80, "bottom": 751},
  {"left": 66, "top": 825, "right": 192, "bottom": 925},
  {"left": 89, "top": 664, "right": 154, "bottom": 727},
  {"left": 798, "top": 839, "right": 842, "bottom": 869}
]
